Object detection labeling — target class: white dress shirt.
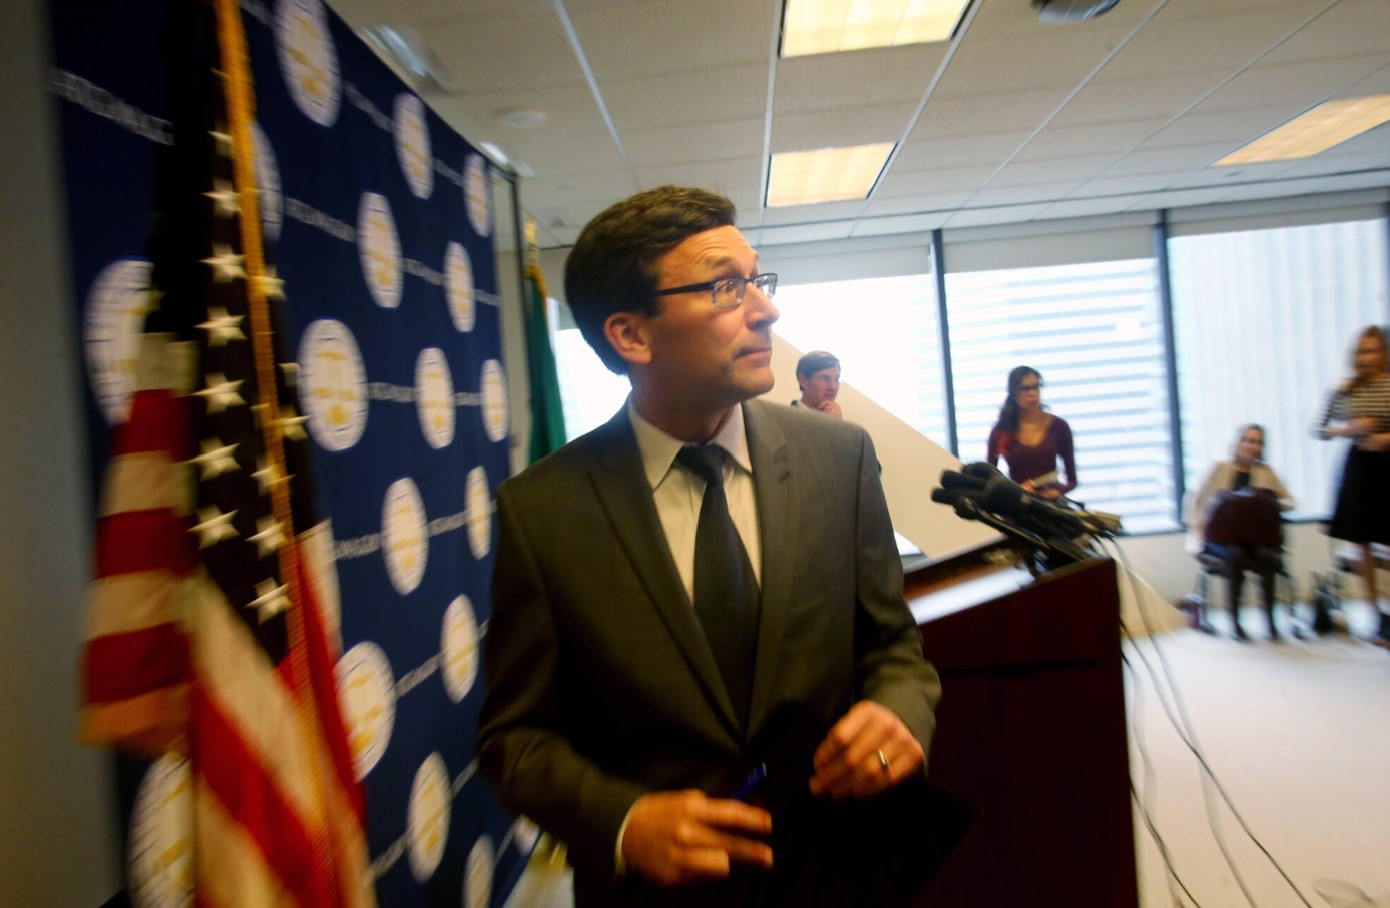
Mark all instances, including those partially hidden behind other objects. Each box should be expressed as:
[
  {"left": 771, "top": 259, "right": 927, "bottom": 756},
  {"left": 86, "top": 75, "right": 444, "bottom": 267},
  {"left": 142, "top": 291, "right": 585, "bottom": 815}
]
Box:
[{"left": 628, "top": 398, "right": 763, "bottom": 600}]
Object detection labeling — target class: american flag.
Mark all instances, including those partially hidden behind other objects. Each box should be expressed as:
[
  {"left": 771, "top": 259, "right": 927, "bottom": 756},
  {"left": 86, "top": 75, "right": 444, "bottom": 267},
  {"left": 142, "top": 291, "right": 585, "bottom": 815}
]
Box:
[{"left": 78, "top": 2, "right": 373, "bottom": 904}]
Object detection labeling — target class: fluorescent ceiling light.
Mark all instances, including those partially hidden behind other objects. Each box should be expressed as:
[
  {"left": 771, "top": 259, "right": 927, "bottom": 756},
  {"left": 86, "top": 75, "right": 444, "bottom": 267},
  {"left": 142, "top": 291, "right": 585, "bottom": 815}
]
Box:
[
  {"left": 767, "top": 143, "right": 895, "bottom": 207},
  {"left": 782, "top": 0, "right": 971, "bottom": 57},
  {"left": 1213, "top": 94, "right": 1390, "bottom": 166}
]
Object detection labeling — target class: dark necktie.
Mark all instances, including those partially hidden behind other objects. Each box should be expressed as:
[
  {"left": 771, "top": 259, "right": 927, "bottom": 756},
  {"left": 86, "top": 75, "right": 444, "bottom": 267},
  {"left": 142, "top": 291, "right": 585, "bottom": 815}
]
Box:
[{"left": 675, "top": 444, "right": 760, "bottom": 726}]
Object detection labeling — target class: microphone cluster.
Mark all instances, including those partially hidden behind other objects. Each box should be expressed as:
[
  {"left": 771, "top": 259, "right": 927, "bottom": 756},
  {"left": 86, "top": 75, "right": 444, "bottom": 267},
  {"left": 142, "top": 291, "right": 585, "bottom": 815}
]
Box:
[{"left": 931, "top": 463, "right": 1122, "bottom": 568}]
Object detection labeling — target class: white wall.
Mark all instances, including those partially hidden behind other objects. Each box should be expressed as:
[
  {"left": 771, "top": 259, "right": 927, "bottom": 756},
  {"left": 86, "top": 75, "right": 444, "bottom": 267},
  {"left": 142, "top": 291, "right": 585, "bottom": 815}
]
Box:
[{"left": 0, "top": 0, "right": 121, "bottom": 903}]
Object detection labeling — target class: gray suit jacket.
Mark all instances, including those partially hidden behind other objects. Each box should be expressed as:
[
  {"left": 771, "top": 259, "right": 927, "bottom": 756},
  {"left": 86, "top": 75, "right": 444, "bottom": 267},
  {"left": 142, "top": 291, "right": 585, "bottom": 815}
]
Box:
[{"left": 477, "top": 399, "right": 941, "bottom": 891}]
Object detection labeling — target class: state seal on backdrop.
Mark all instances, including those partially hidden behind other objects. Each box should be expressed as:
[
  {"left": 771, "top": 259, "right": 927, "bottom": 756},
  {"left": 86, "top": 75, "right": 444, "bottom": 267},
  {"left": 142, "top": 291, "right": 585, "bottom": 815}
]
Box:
[
  {"left": 335, "top": 640, "right": 396, "bottom": 780},
  {"left": 358, "top": 192, "right": 402, "bottom": 309},
  {"left": 382, "top": 477, "right": 429, "bottom": 596},
  {"left": 275, "top": 0, "right": 341, "bottom": 127},
  {"left": 297, "top": 318, "right": 367, "bottom": 452},
  {"left": 394, "top": 93, "right": 433, "bottom": 200},
  {"left": 445, "top": 240, "right": 475, "bottom": 333}
]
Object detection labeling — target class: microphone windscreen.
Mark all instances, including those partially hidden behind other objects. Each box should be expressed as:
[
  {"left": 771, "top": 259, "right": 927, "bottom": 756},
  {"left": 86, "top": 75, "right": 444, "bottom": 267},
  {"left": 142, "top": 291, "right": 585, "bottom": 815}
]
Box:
[
  {"left": 939, "top": 471, "right": 987, "bottom": 492},
  {"left": 930, "top": 487, "right": 963, "bottom": 505},
  {"left": 983, "top": 476, "right": 1025, "bottom": 516},
  {"left": 962, "top": 461, "right": 1002, "bottom": 480}
]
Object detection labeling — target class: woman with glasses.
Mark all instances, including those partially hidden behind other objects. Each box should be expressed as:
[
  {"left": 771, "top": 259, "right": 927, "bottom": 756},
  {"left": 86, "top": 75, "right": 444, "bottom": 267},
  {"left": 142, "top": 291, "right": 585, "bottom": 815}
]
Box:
[
  {"left": 1315, "top": 325, "right": 1390, "bottom": 645},
  {"left": 987, "top": 365, "right": 1076, "bottom": 501}
]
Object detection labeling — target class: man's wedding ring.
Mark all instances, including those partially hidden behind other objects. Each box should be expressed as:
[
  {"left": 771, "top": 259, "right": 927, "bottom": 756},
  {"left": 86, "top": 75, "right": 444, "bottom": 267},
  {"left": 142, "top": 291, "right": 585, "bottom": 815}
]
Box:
[{"left": 876, "top": 748, "right": 890, "bottom": 772}]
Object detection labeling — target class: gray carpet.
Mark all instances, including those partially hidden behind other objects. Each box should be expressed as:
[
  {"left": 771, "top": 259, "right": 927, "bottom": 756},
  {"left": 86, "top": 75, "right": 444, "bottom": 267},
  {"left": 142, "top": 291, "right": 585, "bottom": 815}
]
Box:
[{"left": 1127, "top": 603, "right": 1390, "bottom": 908}]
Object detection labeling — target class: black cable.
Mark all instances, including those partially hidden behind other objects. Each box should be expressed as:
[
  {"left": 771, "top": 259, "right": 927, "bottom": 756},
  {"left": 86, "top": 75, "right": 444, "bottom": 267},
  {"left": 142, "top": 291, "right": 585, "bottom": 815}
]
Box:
[
  {"left": 1122, "top": 649, "right": 1202, "bottom": 908},
  {"left": 1108, "top": 541, "right": 1318, "bottom": 908}
]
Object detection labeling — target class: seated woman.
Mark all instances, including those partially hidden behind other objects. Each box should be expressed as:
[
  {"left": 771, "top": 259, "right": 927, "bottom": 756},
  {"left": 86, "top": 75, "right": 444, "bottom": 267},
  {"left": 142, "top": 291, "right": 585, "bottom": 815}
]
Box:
[
  {"left": 1186, "top": 424, "right": 1295, "bottom": 640},
  {"left": 987, "top": 365, "right": 1076, "bottom": 501}
]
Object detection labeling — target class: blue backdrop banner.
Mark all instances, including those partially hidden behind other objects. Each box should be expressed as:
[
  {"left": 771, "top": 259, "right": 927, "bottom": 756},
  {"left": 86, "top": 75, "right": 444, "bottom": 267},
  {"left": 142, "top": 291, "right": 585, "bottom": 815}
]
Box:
[{"left": 49, "top": 0, "right": 529, "bottom": 905}]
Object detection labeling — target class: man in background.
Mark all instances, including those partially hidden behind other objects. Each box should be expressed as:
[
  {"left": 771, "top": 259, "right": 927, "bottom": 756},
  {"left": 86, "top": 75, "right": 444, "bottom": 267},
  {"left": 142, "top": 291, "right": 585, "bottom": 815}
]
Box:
[
  {"left": 478, "top": 185, "right": 941, "bottom": 905},
  {"left": 793, "top": 349, "right": 842, "bottom": 418}
]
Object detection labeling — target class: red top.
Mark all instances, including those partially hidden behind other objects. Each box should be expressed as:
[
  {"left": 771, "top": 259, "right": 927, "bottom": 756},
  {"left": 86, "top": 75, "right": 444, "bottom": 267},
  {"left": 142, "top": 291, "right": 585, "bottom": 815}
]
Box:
[{"left": 987, "top": 415, "right": 1077, "bottom": 495}]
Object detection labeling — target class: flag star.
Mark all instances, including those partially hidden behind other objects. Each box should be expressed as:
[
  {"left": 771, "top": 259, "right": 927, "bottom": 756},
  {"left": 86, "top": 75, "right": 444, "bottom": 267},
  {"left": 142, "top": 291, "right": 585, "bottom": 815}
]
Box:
[
  {"left": 197, "top": 306, "right": 246, "bottom": 346},
  {"left": 202, "top": 244, "right": 246, "bottom": 282},
  {"left": 249, "top": 578, "right": 291, "bottom": 624},
  {"left": 254, "top": 268, "right": 286, "bottom": 300},
  {"left": 209, "top": 126, "right": 232, "bottom": 155},
  {"left": 204, "top": 179, "right": 240, "bottom": 218},
  {"left": 191, "top": 438, "right": 240, "bottom": 480},
  {"left": 276, "top": 406, "right": 309, "bottom": 441},
  {"left": 252, "top": 457, "right": 290, "bottom": 496},
  {"left": 279, "top": 361, "right": 299, "bottom": 387},
  {"left": 196, "top": 373, "right": 246, "bottom": 413},
  {"left": 249, "top": 514, "right": 287, "bottom": 558},
  {"left": 190, "top": 505, "right": 239, "bottom": 549}
]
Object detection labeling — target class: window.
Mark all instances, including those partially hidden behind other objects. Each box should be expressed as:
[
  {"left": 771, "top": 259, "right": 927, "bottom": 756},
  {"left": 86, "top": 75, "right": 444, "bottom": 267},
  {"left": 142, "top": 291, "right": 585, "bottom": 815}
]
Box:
[
  {"left": 773, "top": 273, "right": 948, "bottom": 445},
  {"left": 945, "top": 259, "right": 1177, "bottom": 533},
  {"left": 550, "top": 310, "right": 629, "bottom": 440},
  {"left": 1169, "top": 218, "right": 1390, "bottom": 521}
]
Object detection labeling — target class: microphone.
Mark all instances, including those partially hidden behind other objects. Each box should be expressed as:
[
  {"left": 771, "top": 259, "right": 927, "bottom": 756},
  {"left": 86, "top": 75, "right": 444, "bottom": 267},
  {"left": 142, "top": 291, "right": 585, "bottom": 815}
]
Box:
[
  {"left": 962, "top": 461, "right": 1002, "bottom": 481},
  {"left": 982, "top": 476, "right": 1090, "bottom": 539},
  {"left": 939, "top": 470, "right": 987, "bottom": 493}
]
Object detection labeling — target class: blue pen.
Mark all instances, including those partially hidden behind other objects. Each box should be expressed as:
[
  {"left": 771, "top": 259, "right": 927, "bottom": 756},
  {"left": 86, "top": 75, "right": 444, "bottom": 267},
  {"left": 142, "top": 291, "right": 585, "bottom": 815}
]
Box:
[{"left": 732, "top": 763, "right": 767, "bottom": 800}]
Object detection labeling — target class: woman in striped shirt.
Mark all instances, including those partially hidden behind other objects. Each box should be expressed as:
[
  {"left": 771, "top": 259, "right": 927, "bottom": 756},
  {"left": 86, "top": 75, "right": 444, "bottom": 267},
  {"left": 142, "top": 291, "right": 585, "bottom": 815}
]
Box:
[{"left": 1315, "top": 325, "right": 1390, "bottom": 643}]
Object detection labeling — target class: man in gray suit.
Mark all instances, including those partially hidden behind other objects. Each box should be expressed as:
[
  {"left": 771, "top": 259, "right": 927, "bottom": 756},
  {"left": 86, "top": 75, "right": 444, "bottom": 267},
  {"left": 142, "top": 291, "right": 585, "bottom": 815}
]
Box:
[{"left": 478, "top": 186, "right": 941, "bottom": 905}]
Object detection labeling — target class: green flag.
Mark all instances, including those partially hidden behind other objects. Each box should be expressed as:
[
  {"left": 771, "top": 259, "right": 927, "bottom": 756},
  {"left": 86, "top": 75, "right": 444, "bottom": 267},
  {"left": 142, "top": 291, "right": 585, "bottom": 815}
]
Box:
[{"left": 524, "top": 226, "right": 566, "bottom": 463}]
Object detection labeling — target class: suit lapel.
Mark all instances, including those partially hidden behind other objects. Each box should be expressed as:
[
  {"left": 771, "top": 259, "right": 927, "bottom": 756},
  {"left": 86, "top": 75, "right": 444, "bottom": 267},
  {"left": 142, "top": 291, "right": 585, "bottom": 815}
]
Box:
[
  {"left": 588, "top": 407, "right": 742, "bottom": 738},
  {"left": 744, "top": 401, "right": 799, "bottom": 733}
]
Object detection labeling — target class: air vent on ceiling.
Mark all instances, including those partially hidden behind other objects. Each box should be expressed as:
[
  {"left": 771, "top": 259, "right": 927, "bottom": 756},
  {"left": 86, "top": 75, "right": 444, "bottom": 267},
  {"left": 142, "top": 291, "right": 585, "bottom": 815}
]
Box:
[{"left": 1033, "top": 0, "right": 1122, "bottom": 23}]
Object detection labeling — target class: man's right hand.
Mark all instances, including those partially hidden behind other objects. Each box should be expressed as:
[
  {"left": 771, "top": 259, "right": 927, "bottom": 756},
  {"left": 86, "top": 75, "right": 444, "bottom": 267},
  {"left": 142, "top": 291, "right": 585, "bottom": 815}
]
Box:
[{"left": 620, "top": 790, "right": 773, "bottom": 886}]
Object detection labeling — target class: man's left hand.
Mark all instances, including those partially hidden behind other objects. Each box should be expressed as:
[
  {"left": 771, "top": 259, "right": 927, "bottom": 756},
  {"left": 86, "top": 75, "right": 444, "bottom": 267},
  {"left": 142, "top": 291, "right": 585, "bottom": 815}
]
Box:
[
  {"left": 818, "top": 400, "right": 843, "bottom": 419},
  {"left": 808, "top": 700, "right": 924, "bottom": 799}
]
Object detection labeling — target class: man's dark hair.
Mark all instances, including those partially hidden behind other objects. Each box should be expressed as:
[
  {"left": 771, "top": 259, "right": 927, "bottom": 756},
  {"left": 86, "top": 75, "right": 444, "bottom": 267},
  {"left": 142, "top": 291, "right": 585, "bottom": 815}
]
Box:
[
  {"left": 795, "top": 350, "right": 840, "bottom": 380},
  {"left": 563, "top": 186, "right": 737, "bottom": 375}
]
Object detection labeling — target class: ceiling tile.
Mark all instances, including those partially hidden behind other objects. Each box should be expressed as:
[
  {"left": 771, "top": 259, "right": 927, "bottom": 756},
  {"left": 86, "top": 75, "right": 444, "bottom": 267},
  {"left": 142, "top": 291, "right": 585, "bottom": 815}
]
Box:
[
  {"left": 425, "top": 14, "right": 586, "bottom": 92},
  {"left": 770, "top": 104, "right": 914, "bottom": 152},
  {"left": 759, "top": 221, "right": 857, "bottom": 246},
  {"left": 1036, "top": 194, "right": 1158, "bottom": 220},
  {"left": 633, "top": 157, "right": 764, "bottom": 192},
  {"left": 1105, "top": 145, "right": 1235, "bottom": 175},
  {"left": 622, "top": 119, "right": 766, "bottom": 166},
  {"left": 915, "top": 87, "right": 1074, "bottom": 138},
  {"left": 1124, "top": 187, "right": 1239, "bottom": 211},
  {"left": 602, "top": 65, "right": 769, "bottom": 131},
  {"left": 1142, "top": 107, "right": 1294, "bottom": 149},
  {"left": 1100, "top": 7, "right": 1319, "bottom": 81},
  {"left": 1014, "top": 120, "right": 1170, "bottom": 160},
  {"left": 863, "top": 191, "right": 975, "bottom": 216},
  {"left": 935, "top": 27, "right": 1134, "bottom": 95},
  {"left": 943, "top": 204, "right": 1050, "bottom": 228},
  {"left": 893, "top": 132, "right": 1033, "bottom": 170},
  {"left": 851, "top": 211, "right": 953, "bottom": 236},
  {"left": 875, "top": 165, "right": 998, "bottom": 196},
  {"left": 966, "top": 0, "right": 1154, "bottom": 38},
  {"left": 969, "top": 182, "right": 1084, "bottom": 207},
  {"left": 1196, "top": 57, "right": 1390, "bottom": 112},
  {"left": 760, "top": 199, "right": 869, "bottom": 226},
  {"left": 990, "top": 155, "right": 1123, "bottom": 186},
  {"left": 430, "top": 85, "right": 609, "bottom": 138},
  {"left": 570, "top": 0, "right": 772, "bottom": 80},
  {"left": 505, "top": 132, "right": 627, "bottom": 179},
  {"left": 1260, "top": 0, "right": 1390, "bottom": 64},
  {"left": 773, "top": 46, "right": 946, "bottom": 114},
  {"left": 1050, "top": 73, "right": 1230, "bottom": 126}
]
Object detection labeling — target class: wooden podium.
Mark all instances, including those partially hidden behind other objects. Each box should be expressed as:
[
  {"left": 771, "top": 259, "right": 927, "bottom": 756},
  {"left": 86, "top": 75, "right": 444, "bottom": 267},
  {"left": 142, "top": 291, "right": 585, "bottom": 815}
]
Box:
[{"left": 907, "top": 557, "right": 1138, "bottom": 908}]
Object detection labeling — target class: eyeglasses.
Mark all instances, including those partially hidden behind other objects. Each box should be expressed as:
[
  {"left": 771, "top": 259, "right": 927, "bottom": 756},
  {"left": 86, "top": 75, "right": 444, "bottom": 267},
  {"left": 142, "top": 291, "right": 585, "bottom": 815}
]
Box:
[
  {"left": 652, "top": 273, "right": 778, "bottom": 310},
  {"left": 1017, "top": 383, "right": 1042, "bottom": 393}
]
